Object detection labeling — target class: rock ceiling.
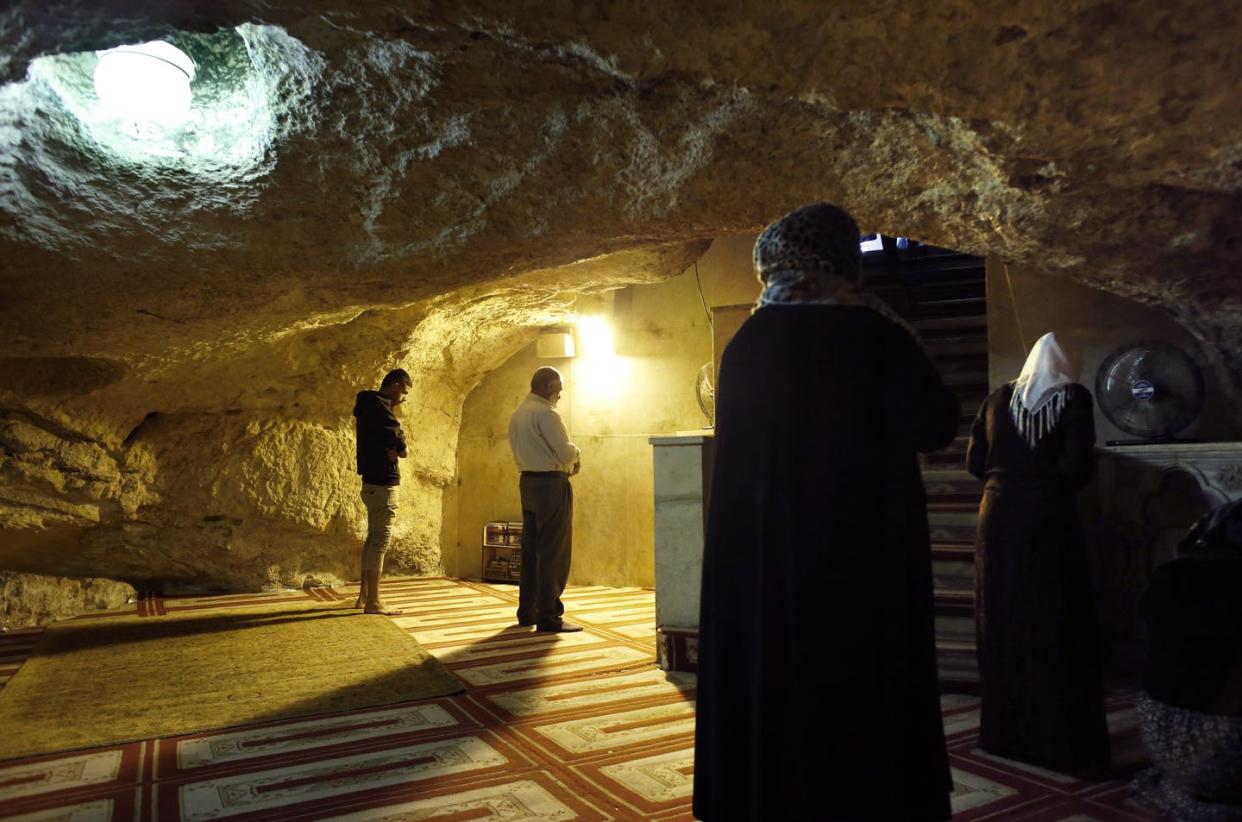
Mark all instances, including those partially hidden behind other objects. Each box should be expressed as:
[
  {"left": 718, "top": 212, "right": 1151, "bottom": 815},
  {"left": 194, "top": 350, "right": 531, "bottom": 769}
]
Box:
[{"left": 0, "top": 1, "right": 1238, "bottom": 588}]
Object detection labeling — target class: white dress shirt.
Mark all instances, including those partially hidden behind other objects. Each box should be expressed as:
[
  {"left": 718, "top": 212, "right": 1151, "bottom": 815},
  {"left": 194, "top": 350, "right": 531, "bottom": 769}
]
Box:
[{"left": 508, "top": 393, "right": 580, "bottom": 472}]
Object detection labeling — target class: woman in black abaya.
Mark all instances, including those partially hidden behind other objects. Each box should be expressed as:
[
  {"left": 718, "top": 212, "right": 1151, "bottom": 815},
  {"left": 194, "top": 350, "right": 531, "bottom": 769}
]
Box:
[
  {"left": 1132, "top": 498, "right": 1242, "bottom": 819},
  {"left": 692, "top": 203, "right": 960, "bottom": 821},
  {"left": 966, "top": 332, "right": 1110, "bottom": 776}
]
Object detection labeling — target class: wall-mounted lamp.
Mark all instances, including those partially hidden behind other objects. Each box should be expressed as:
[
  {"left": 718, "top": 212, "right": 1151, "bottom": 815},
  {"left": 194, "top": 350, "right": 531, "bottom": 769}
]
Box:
[
  {"left": 571, "top": 315, "right": 627, "bottom": 398},
  {"left": 536, "top": 332, "right": 576, "bottom": 358},
  {"left": 575, "top": 315, "right": 615, "bottom": 358}
]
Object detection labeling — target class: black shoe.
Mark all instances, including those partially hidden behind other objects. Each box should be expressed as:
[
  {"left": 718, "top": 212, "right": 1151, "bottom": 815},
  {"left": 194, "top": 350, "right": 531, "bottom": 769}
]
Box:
[
  {"left": 536, "top": 619, "right": 583, "bottom": 633},
  {"left": 517, "top": 616, "right": 536, "bottom": 627}
]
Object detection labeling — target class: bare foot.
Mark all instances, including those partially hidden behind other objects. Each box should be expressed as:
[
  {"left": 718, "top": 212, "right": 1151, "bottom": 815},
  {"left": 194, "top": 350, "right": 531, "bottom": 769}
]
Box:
[{"left": 363, "top": 601, "right": 404, "bottom": 616}]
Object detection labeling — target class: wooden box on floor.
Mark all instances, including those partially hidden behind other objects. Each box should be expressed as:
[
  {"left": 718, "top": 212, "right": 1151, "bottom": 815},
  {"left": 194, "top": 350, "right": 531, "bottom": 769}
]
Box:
[{"left": 656, "top": 626, "right": 699, "bottom": 673}]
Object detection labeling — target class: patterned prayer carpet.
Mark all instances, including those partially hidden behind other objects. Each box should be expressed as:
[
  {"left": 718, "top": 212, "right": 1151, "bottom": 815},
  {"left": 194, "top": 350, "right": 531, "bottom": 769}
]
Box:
[
  {"left": 0, "top": 578, "right": 1159, "bottom": 820},
  {"left": 0, "top": 595, "right": 462, "bottom": 763}
]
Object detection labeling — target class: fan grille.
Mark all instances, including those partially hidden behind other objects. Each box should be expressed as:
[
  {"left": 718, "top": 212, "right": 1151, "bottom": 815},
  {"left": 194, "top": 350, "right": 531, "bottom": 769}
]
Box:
[
  {"left": 1095, "top": 341, "right": 1205, "bottom": 438},
  {"left": 696, "top": 362, "right": 715, "bottom": 424}
]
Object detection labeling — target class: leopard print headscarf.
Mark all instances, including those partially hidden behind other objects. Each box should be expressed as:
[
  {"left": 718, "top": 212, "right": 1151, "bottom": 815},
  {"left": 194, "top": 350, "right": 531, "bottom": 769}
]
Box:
[{"left": 753, "top": 202, "right": 921, "bottom": 343}]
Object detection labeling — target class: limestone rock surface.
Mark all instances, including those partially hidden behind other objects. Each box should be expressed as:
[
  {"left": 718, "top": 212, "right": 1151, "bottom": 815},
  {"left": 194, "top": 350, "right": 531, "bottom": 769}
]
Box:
[
  {"left": 0, "top": 1, "right": 1239, "bottom": 590},
  {"left": 0, "top": 571, "right": 135, "bottom": 628}
]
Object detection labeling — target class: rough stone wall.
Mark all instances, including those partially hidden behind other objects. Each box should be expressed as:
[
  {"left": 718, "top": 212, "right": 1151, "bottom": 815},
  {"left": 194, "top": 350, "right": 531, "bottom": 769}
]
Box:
[
  {"left": 0, "top": 241, "right": 703, "bottom": 590},
  {"left": 0, "top": 571, "right": 135, "bottom": 629},
  {"left": 450, "top": 233, "right": 765, "bottom": 588},
  {"left": 0, "top": 2, "right": 1239, "bottom": 593}
]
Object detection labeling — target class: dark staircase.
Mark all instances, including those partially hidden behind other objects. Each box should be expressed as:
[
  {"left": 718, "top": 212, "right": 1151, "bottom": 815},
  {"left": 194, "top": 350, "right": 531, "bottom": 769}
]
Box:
[{"left": 861, "top": 240, "right": 987, "bottom": 692}]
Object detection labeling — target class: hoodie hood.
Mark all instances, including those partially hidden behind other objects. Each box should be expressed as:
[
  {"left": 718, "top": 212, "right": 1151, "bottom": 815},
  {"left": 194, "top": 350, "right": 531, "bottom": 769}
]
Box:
[{"left": 353, "top": 389, "right": 388, "bottom": 418}]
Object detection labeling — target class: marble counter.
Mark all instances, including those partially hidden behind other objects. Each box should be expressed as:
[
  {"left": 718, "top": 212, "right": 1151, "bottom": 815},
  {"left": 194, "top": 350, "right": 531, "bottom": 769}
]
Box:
[{"left": 650, "top": 433, "right": 714, "bottom": 672}]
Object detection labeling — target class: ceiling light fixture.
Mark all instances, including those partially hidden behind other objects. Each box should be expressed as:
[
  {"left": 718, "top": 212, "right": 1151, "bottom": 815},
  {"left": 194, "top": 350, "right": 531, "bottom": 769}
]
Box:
[{"left": 93, "top": 40, "right": 195, "bottom": 135}]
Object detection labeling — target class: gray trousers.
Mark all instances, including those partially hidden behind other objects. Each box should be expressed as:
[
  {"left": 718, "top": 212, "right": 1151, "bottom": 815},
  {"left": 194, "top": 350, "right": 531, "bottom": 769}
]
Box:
[
  {"left": 360, "top": 483, "right": 398, "bottom": 572},
  {"left": 517, "top": 473, "right": 573, "bottom": 625}
]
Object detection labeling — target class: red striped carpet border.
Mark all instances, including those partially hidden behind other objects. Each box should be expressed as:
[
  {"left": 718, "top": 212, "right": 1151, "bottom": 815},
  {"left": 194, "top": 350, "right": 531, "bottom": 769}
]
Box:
[{"left": 0, "top": 579, "right": 1155, "bottom": 820}]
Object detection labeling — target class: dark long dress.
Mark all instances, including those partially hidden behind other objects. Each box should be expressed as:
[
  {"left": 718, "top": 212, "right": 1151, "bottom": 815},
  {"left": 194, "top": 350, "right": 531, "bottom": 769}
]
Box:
[
  {"left": 693, "top": 304, "right": 960, "bottom": 821},
  {"left": 1132, "top": 518, "right": 1242, "bottom": 818},
  {"left": 966, "top": 382, "right": 1110, "bottom": 774}
]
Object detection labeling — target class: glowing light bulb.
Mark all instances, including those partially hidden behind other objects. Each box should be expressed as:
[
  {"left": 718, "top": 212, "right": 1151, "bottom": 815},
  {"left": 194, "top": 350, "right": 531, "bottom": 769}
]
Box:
[
  {"left": 573, "top": 315, "right": 626, "bottom": 398},
  {"left": 93, "top": 40, "right": 195, "bottom": 133},
  {"left": 576, "top": 316, "right": 615, "bottom": 358}
]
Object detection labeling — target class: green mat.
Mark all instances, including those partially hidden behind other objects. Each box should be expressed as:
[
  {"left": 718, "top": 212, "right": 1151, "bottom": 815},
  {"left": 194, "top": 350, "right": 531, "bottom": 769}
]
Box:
[{"left": 0, "top": 597, "right": 464, "bottom": 762}]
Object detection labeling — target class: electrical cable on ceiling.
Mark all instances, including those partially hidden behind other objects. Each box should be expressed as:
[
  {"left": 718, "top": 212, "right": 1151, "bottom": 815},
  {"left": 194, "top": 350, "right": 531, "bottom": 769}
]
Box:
[
  {"left": 694, "top": 260, "right": 714, "bottom": 333},
  {"left": 1003, "top": 261, "right": 1028, "bottom": 355}
]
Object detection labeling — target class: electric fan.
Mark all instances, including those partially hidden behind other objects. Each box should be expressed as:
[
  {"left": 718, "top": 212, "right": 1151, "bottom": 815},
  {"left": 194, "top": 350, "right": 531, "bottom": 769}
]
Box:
[
  {"left": 696, "top": 362, "right": 715, "bottom": 426},
  {"left": 1094, "top": 341, "right": 1205, "bottom": 445}
]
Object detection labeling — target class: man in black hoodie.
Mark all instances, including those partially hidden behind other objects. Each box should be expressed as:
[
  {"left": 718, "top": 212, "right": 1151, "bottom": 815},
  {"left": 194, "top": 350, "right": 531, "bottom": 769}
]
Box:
[{"left": 352, "top": 368, "right": 412, "bottom": 615}]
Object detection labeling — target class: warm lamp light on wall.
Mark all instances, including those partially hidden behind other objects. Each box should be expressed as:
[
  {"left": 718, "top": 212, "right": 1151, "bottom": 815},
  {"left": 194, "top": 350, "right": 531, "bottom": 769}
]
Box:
[
  {"left": 571, "top": 315, "right": 626, "bottom": 397},
  {"left": 575, "top": 315, "right": 616, "bottom": 358},
  {"left": 536, "top": 332, "right": 576, "bottom": 358}
]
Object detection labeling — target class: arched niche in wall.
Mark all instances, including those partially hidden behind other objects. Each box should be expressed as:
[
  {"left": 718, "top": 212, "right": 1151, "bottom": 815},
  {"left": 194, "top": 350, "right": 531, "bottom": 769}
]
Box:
[
  {"left": 1139, "top": 467, "right": 1224, "bottom": 570},
  {"left": 1090, "top": 442, "right": 1242, "bottom": 677}
]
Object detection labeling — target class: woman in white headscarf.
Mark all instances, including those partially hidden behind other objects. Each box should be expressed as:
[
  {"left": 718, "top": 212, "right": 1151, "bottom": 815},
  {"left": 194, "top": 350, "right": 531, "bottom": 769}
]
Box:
[{"left": 966, "top": 332, "right": 1111, "bottom": 776}]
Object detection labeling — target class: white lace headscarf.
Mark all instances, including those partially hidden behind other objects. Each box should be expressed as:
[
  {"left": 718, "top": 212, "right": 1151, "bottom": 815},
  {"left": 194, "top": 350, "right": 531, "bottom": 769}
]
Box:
[
  {"left": 753, "top": 202, "right": 921, "bottom": 343},
  {"left": 1009, "top": 331, "right": 1075, "bottom": 449}
]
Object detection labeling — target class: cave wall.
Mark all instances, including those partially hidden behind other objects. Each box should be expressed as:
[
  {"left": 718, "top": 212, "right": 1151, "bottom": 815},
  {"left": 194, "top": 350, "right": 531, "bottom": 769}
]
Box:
[
  {"left": 987, "top": 259, "right": 1242, "bottom": 443},
  {"left": 449, "top": 238, "right": 759, "bottom": 586},
  {"left": 0, "top": 243, "right": 706, "bottom": 593},
  {"left": 1, "top": 2, "right": 1240, "bottom": 603},
  {"left": 0, "top": 571, "right": 135, "bottom": 629}
]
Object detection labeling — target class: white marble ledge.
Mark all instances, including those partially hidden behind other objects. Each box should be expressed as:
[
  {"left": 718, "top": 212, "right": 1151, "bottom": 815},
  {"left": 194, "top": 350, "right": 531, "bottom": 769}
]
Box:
[
  {"left": 1099, "top": 441, "right": 1242, "bottom": 456},
  {"left": 1097, "top": 440, "right": 1242, "bottom": 500},
  {"left": 649, "top": 432, "right": 715, "bottom": 445}
]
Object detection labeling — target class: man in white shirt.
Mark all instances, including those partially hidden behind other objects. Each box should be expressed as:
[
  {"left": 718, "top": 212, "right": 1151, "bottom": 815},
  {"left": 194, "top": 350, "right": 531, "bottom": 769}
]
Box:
[{"left": 507, "top": 366, "right": 583, "bottom": 632}]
